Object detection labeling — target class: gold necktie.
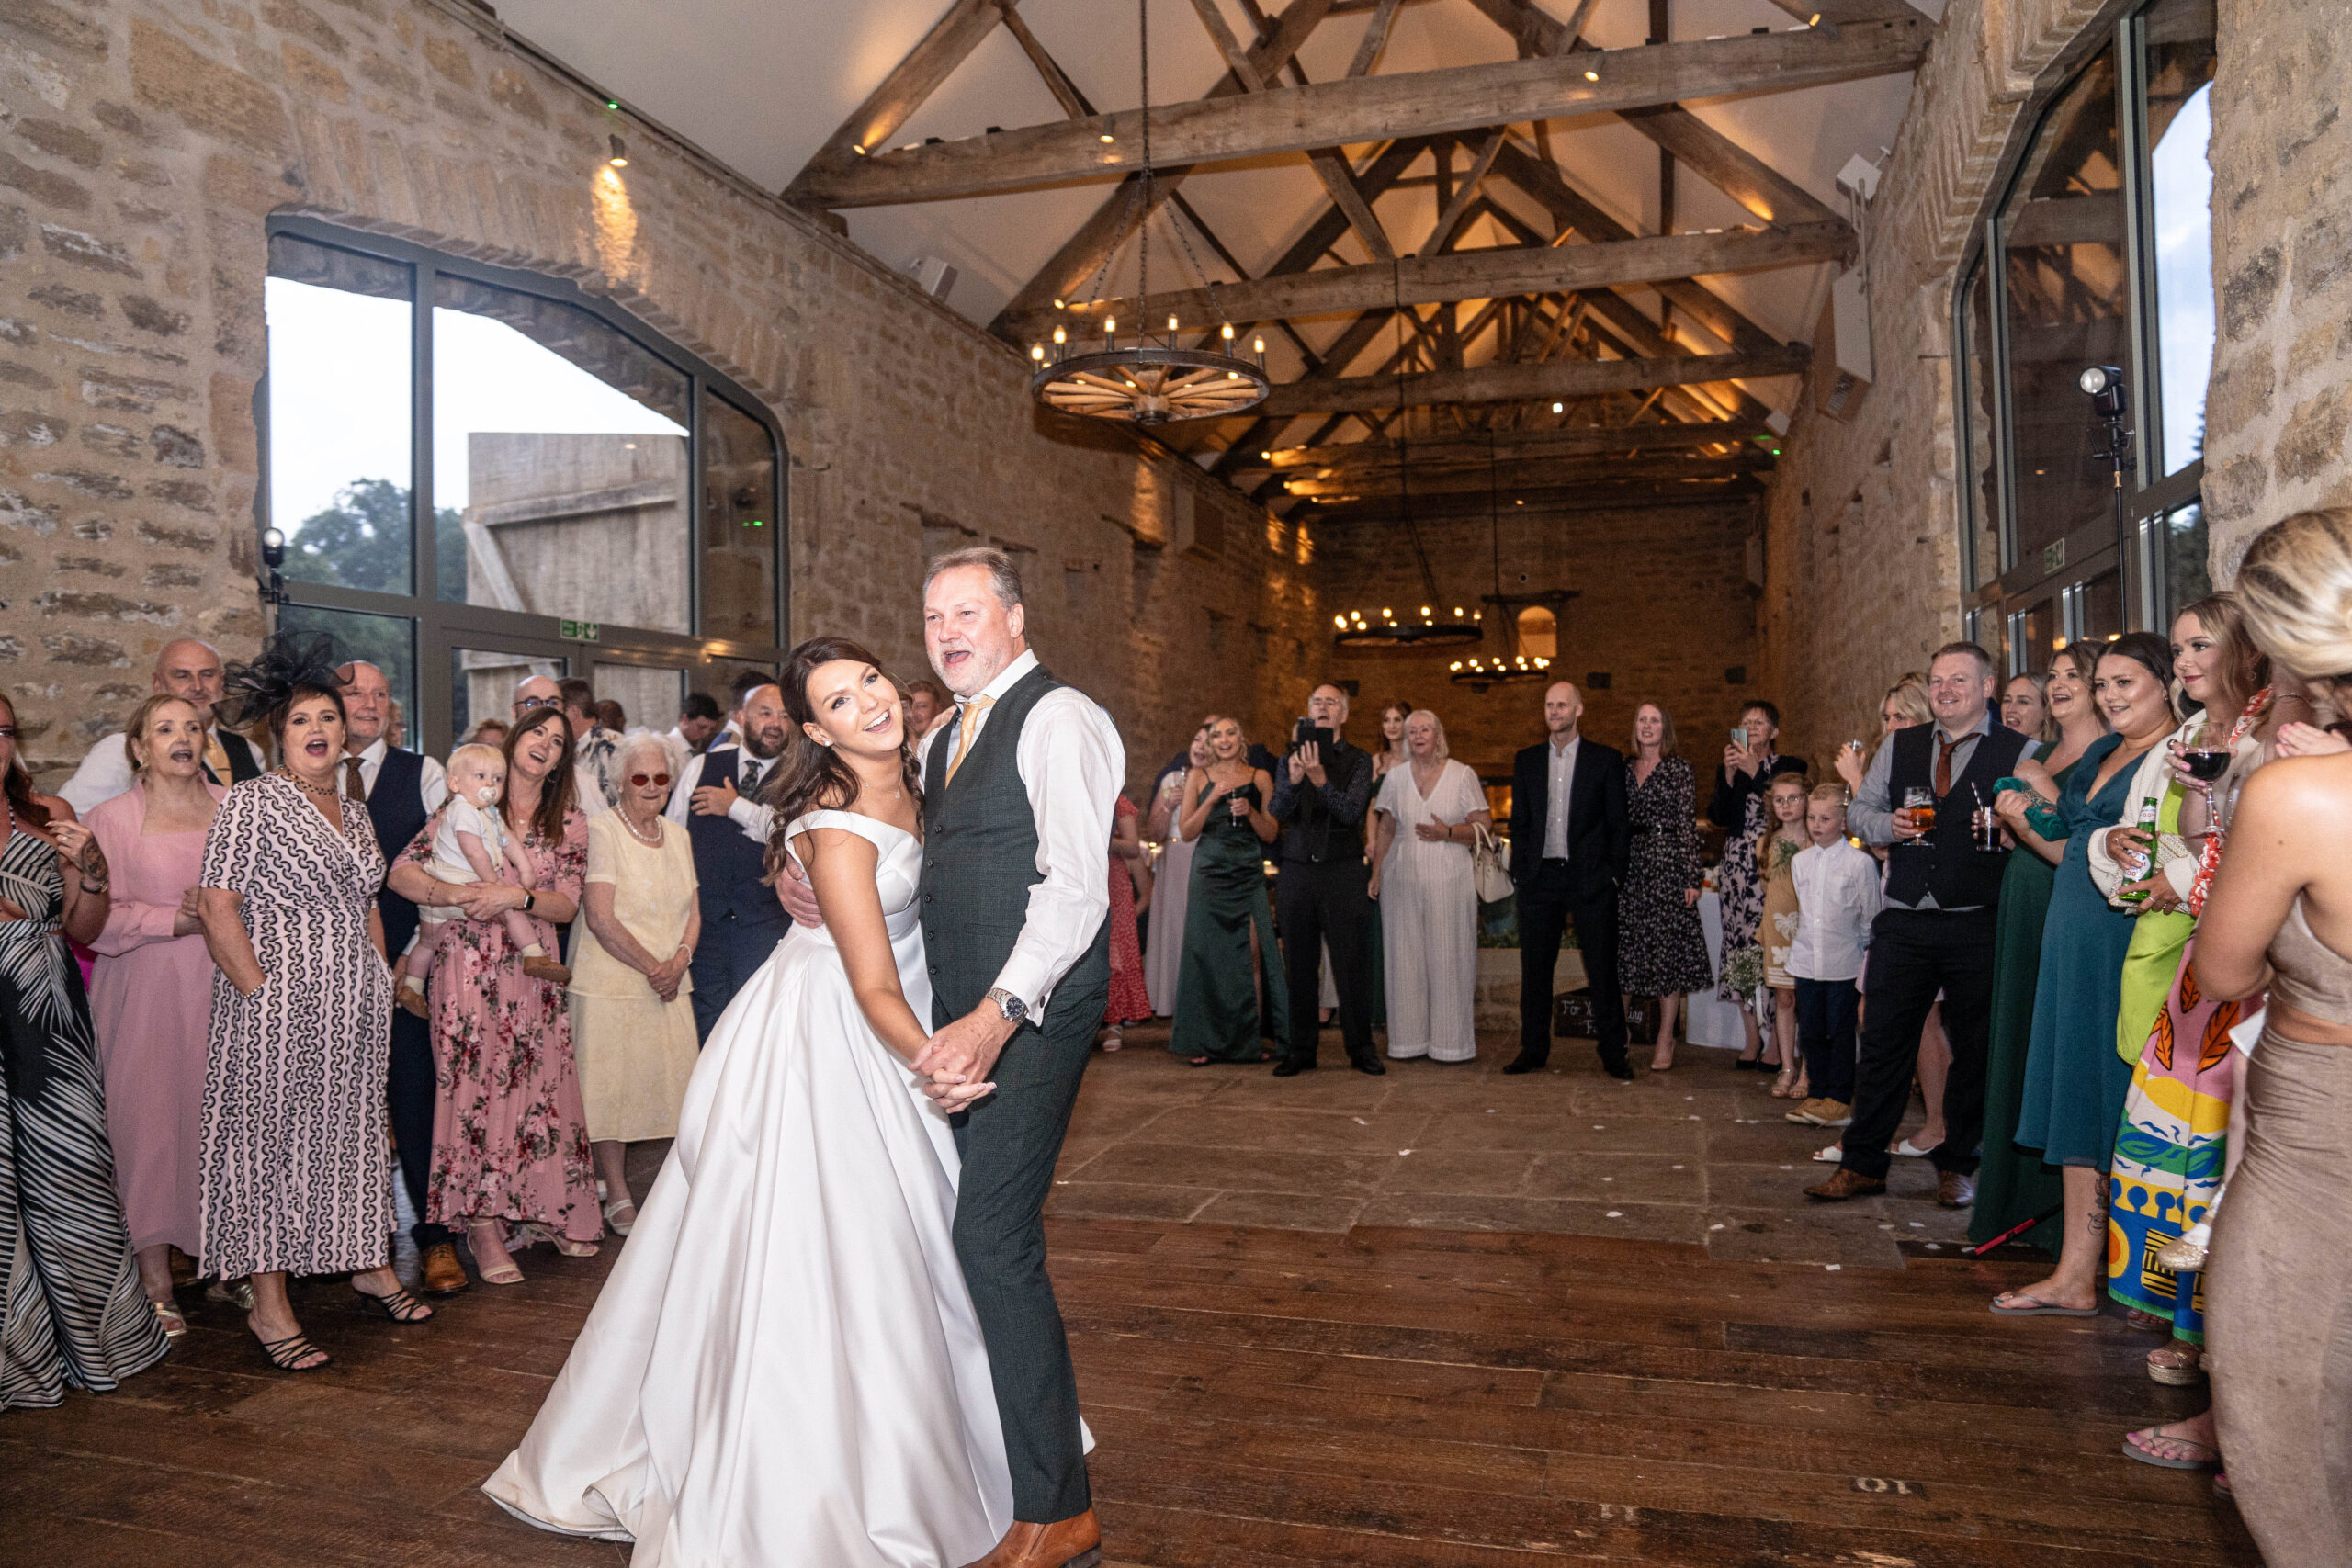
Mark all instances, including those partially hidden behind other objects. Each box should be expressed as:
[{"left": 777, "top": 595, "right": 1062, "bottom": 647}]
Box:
[
  {"left": 343, "top": 756, "right": 367, "bottom": 801},
  {"left": 203, "top": 730, "right": 232, "bottom": 782},
  {"left": 944, "top": 695, "right": 995, "bottom": 785}
]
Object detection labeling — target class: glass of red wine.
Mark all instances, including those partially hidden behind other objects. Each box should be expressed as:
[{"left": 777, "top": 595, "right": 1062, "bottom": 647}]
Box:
[{"left": 2181, "top": 749, "right": 2231, "bottom": 782}]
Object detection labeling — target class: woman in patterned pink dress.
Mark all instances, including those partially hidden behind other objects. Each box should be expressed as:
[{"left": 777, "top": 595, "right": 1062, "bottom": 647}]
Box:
[{"left": 389, "top": 704, "right": 598, "bottom": 1287}]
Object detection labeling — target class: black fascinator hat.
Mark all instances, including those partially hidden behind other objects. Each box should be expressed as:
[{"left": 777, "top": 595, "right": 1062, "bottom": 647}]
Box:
[{"left": 220, "top": 629, "right": 346, "bottom": 736}]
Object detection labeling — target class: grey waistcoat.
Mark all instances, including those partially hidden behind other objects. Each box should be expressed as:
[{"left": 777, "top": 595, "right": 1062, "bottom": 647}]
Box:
[{"left": 918, "top": 663, "right": 1111, "bottom": 1033}]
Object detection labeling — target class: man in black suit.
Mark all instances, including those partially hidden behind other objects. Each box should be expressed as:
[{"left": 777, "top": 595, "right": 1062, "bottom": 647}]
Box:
[{"left": 1507, "top": 681, "right": 1633, "bottom": 1078}]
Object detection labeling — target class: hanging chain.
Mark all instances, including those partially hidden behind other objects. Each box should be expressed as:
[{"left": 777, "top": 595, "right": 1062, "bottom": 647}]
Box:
[
  {"left": 1391, "top": 258, "right": 1441, "bottom": 607},
  {"left": 1137, "top": 0, "right": 1150, "bottom": 336}
]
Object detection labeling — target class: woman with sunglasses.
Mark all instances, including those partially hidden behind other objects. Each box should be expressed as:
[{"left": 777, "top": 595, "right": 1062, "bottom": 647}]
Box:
[{"left": 569, "top": 733, "right": 701, "bottom": 1235}]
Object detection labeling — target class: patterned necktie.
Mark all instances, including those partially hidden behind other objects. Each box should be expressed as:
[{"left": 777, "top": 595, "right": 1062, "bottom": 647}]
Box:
[
  {"left": 945, "top": 695, "right": 995, "bottom": 785},
  {"left": 343, "top": 755, "right": 367, "bottom": 802},
  {"left": 1935, "top": 733, "right": 1965, "bottom": 798},
  {"left": 204, "top": 729, "right": 232, "bottom": 783}
]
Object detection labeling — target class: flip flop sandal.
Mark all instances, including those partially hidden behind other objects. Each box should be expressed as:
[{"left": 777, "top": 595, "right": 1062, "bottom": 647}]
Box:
[
  {"left": 1811, "top": 1143, "right": 1846, "bottom": 1163},
  {"left": 1990, "top": 1292, "right": 2100, "bottom": 1317},
  {"left": 1893, "top": 1138, "right": 1941, "bottom": 1158},
  {"left": 2122, "top": 1427, "right": 2221, "bottom": 1470}
]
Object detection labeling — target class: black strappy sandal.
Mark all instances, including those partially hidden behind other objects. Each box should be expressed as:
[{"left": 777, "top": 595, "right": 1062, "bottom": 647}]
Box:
[
  {"left": 353, "top": 1283, "right": 434, "bottom": 1324},
  {"left": 254, "top": 1331, "right": 330, "bottom": 1372}
]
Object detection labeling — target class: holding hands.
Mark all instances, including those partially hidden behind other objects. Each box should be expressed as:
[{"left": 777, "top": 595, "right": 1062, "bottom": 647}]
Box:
[{"left": 911, "top": 1007, "right": 1007, "bottom": 1112}]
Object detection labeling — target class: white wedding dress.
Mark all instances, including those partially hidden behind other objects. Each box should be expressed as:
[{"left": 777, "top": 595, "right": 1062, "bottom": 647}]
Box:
[{"left": 483, "top": 809, "right": 1013, "bottom": 1567}]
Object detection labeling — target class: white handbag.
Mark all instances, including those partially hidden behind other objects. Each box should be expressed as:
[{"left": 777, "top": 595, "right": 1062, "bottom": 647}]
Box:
[{"left": 1471, "top": 824, "right": 1514, "bottom": 904}]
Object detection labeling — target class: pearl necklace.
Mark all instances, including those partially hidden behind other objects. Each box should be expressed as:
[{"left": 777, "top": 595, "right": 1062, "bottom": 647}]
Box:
[{"left": 619, "top": 809, "right": 664, "bottom": 847}]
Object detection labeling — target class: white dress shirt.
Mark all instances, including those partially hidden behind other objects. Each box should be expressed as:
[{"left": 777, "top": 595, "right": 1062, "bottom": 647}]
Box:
[
  {"left": 664, "top": 745, "right": 778, "bottom": 843},
  {"left": 58, "top": 725, "right": 262, "bottom": 814},
  {"left": 1788, "top": 837, "right": 1881, "bottom": 984},
  {"left": 351, "top": 736, "right": 448, "bottom": 813},
  {"left": 924, "top": 648, "right": 1125, "bottom": 1015},
  {"left": 1541, "top": 734, "right": 1580, "bottom": 860}
]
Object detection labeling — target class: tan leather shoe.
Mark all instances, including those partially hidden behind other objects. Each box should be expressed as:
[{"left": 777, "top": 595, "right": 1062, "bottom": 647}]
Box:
[
  {"left": 1804, "top": 1168, "right": 1886, "bottom": 1201},
  {"left": 1936, "top": 1169, "right": 1978, "bottom": 1209},
  {"left": 962, "top": 1510, "right": 1102, "bottom": 1568},
  {"left": 419, "top": 1242, "right": 469, "bottom": 1295}
]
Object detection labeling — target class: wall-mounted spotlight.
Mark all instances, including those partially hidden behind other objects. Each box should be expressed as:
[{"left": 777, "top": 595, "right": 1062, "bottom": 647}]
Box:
[
  {"left": 608, "top": 134, "right": 628, "bottom": 168},
  {"left": 2076, "top": 364, "right": 2127, "bottom": 420},
  {"left": 258, "top": 525, "right": 288, "bottom": 607}
]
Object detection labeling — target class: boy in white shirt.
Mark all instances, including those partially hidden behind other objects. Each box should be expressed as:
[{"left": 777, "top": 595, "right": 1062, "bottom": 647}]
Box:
[{"left": 1785, "top": 785, "right": 1879, "bottom": 1128}]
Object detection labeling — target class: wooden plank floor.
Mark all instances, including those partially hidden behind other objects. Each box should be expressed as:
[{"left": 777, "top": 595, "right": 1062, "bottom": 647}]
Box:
[{"left": 2, "top": 1036, "right": 2259, "bottom": 1567}]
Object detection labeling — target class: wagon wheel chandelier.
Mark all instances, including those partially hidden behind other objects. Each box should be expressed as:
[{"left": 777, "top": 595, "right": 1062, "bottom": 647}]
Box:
[
  {"left": 1453, "top": 429, "right": 1555, "bottom": 688},
  {"left": 1027, "top": 0, "right": 1271, "bottom": 426}
]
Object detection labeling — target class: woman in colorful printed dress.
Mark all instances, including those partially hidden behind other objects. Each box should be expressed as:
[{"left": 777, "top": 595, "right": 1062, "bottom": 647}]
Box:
[
  {"left": 0, "top": 692, "right": 168, "bottom": 1407},
  {"left": 1099, "top": 794, "right": 1151, "bottom": 1048},
  {"left": 197, "top": 636, "right": 431, "bottom": 1373},
  {"left": 2089, "top": 596, "right": 2294, "bottom": 1403},
  {"left": 389, "top": 703, "right": 598, "bottom": 1287}
]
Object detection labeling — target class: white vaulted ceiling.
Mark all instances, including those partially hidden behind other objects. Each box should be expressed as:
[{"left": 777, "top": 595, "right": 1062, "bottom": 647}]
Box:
[{"left": 492, "top": 0, "right": 1940, "bottom": 472}]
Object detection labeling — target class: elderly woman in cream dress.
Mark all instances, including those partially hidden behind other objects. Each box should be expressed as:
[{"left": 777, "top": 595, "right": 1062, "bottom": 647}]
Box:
[{"left": 571, "top": 733, "right": 700, "bottom": 1235}]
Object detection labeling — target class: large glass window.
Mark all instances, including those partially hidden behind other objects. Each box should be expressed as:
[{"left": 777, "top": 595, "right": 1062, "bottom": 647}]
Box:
[
  {"left": 260, "top": 221, "right": 787, "bottom": 759},
  {"left": 2143, "top": 0, "right": 2217, "bottom": 478},
  {"left": 433, "top": 276, "right": 693, "bottom": 633},
  {"left": 266, "top": 237, "right": 413, "bottom": 596},
  {"left": 1998, "top": 49, "right": 2126, "bottom": 570},
  {"left": 1958, "top": 257, "right": 2002, "bottom": 589}
]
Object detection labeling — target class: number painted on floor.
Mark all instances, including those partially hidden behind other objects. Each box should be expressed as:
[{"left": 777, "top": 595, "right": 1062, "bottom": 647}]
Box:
[{"left": 1852, "top": 1476, "right": 1924, "bottom": 1496}]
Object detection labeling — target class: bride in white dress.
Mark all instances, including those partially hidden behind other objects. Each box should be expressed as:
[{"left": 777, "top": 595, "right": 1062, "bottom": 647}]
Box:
[{"left": 483, "top": 637, "right": 1013, "bottom": 1567}]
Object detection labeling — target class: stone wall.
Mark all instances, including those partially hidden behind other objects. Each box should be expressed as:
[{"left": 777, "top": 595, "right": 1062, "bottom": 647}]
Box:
[
  {"left": 0, "top": 0, "right": 1320, "bottom": 798},
  {"left": 1318, "top": 498, "right": 1763, "bottom": 786},
  {"left": 2202, "top": 0, "right": 2352, "bottom": 570}
]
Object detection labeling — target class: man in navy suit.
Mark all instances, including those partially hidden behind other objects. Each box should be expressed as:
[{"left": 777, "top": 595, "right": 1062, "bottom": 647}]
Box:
[{"left": 1507, "top": 682, "right": 1633, "bottom": 1079}]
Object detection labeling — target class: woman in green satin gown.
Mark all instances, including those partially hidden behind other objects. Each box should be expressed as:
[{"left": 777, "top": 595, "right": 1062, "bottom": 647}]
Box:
[
  {"left": 1974, "top": 647, "right": 2109, "bottom": 1255},
  {"left": 1170, "top": 717, "right": 1288, "bottom": 1065}
]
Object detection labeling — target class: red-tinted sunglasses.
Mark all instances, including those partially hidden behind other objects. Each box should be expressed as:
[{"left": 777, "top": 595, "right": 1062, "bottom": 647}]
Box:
[{"left": 629, "top": 772, "right": 673, "bottom": 788}]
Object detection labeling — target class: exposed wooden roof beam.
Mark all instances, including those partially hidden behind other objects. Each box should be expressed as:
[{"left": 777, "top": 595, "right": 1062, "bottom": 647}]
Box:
[
  {"left": 786, "top": 0, "right": 1008, "bottom": 185},
  {"left": 1281, "top": 451, "right": 1772, "bottom": 498},
  {"left": 795, "top": 19, "right": 1928, "bottom": 207},
  {"left": 1261, "top": 346, "right": 1807, "bottom": 415},
  {"left": 985, "top": 0, "right": 1338, "bottom": 335},
  {"left": 1306, "top": 476, "right": 1763, "bottom": 519},
  {"left": 1257, "top": 417, "right": 1773, "bottom": 470},
  {"left": 1462, "top": 0, "right": 1850, "bottom": 231},
  {"left": 1003, "top": 220, "right": 1842, "bottom": 340}
]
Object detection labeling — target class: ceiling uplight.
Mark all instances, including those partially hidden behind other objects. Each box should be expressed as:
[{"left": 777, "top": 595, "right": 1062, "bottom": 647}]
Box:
[
  {"left": 1583, "top": 67, "right": 1600, "bottom": 81},
  {"left": 1100, "top": 131, "right": 1116, "bottom": 143},
  {"left": 1551, "top": 401, "right": 1564, "bottom": 413},
  {"left": 852, "top": 143, "right": 868, "bottom": 156},
  {"left": 607, "top": 134, "right": 628, "bottom": 167}
]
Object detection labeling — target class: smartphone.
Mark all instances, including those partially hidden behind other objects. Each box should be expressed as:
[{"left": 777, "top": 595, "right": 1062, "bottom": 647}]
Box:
[
  {"left": 1293, "top": 719, "right": 1336, "bottom": 753},
  {"left": 1730, "top": 726, "right": 1748, "bottom": 750}
]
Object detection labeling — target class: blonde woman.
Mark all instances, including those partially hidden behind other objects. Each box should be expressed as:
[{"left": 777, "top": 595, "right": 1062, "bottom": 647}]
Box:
[{"left": 1369, "top": 709, "right": 1489, "bottom": 1062}]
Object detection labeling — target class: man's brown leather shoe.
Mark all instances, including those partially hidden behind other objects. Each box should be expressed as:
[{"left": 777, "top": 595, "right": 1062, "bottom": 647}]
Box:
[
  {"left": 1937, "top": 1170, "right": 1978, "bottom": 1209},
  {"left": 1804, "top": 1168, "right": 1886, "bottom": 1201},
  {"left": 420, "top": 1242, "right": 469, "bottom": 1295},
  {"left": 963, "top": 1510, "right": 1102, "bottom": 1568}
]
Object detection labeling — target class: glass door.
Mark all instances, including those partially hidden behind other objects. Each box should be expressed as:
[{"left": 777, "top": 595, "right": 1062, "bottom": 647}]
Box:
[{"left": 450, "top": 640, "right": 570, "bottom": 746}]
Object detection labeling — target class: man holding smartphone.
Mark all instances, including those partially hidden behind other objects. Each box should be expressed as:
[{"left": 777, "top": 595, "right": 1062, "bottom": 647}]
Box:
[{"left": 1269, "top": 684, "right": 1381, "bottom": 1076}]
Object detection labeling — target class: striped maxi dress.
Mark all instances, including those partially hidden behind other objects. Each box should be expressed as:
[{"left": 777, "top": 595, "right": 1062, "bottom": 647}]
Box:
[{"left": 0, "top": 820, "right": 169, "bottom": 1410}]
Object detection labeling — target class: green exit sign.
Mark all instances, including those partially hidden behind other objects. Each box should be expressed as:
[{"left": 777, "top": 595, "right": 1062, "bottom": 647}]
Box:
[
  {"left": 2041, "top": 539, "right": 2066, "bottom": 575},
  {"left": 559, "top": 619, "right": 601, "bottom": 642}
]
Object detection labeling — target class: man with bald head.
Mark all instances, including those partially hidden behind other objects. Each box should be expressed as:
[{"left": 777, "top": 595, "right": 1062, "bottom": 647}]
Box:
[
  {"left": 1507, "top": 682, "right": 1633, "bottom": 1078},
  {"left": 59, "top": 637, "right": 266, "bottom": 812}
]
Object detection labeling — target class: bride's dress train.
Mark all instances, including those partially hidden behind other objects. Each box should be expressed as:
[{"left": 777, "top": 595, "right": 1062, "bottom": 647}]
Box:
[{"left": 483, "top": 809, "right": 1012, "bottom": 1566}]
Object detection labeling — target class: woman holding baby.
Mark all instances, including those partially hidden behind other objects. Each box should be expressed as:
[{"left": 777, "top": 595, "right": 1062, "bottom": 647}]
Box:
[{"left": 386, "top": 702, "right": 599, "bottom": 1287}]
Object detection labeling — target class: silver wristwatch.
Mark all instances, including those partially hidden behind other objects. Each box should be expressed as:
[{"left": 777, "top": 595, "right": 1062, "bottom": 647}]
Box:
[{"left": 985, "top": 987, "right": 1028, "bottom": 1024}]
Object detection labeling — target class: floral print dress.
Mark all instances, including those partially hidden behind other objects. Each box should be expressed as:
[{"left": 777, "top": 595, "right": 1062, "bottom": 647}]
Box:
[{"left": 401, "top": 804, "right": 599, "bottom": 1244}]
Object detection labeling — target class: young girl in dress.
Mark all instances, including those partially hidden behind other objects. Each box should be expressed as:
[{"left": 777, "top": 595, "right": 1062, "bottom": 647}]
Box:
[
  {"left": 1758, "top": 773, "right": 1811, "bottom": 1100},
  {"left": 398, "top": 743, "right": 564, "bottom": 1015}
]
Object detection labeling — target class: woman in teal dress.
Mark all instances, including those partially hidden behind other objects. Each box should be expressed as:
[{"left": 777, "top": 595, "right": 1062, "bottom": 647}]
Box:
[
  {"left": 1170, "top": 717, "right": 1287, "bottom": 1065},
  {"left": 1996, "top": 633, "right": 2177, "bottom": 1314},
  {"left": 1975, "top": 648, "right": 2108, "bottom": 1256}
]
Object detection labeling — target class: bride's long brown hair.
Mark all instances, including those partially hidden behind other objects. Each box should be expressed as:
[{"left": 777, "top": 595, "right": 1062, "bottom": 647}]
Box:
[{"left": 760, "top": 636, "right": 924, "bottom": 883}]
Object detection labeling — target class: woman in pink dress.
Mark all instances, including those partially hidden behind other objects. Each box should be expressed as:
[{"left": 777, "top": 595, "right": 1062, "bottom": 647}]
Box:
[
  {"left": 1101, "top": 794, "right": 1151, "bottom": 1048},
  {"left": 85, "top": 695, "right": 222, "bottom": 1337},
  {"left": 388, "top": 705, "right": 598, "bottom": 1287}
]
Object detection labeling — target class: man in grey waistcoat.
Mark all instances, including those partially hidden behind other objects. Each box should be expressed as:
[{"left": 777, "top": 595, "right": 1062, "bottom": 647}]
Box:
[{"left": 780, "top": 547, "right": 1120, "bottom": 1568}]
